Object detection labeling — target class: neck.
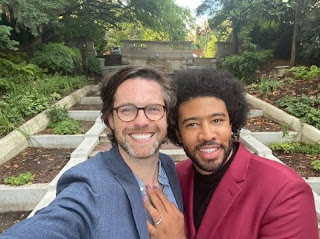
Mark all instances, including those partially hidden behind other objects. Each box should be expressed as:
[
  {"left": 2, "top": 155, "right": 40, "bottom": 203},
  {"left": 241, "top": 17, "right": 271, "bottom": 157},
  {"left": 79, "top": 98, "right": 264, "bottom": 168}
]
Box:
[{"left": 119, "top": 148, "right": 161, "bottom": 187}]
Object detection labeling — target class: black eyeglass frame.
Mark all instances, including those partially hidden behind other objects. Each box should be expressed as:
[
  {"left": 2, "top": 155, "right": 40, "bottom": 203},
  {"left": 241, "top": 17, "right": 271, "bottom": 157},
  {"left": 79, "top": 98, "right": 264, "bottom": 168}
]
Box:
[{"left": 112, "top": 104, "right": 166, "bottom": 122}]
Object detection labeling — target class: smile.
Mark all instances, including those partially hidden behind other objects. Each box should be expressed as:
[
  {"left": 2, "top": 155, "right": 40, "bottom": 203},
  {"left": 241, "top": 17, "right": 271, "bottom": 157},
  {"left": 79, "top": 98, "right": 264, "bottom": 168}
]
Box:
[
  {"left": 130, "top": 133, "right": 153, "bottom": 140},
  {"left": 199, "top": 148, "right": 218, "bottom": 153}
]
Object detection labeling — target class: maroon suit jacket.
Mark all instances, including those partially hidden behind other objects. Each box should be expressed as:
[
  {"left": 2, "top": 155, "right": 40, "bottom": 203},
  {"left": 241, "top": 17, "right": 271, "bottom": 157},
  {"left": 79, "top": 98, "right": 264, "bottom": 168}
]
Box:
[{"left": 177, "top": 143, "right": 318, "bottom": 239}]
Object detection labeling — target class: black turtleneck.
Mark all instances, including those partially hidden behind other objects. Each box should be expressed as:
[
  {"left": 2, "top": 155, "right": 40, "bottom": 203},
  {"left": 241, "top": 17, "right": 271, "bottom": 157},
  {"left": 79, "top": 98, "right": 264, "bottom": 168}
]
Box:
[{"left": 193, "top": 142, "right": 238, "bottom": 231}]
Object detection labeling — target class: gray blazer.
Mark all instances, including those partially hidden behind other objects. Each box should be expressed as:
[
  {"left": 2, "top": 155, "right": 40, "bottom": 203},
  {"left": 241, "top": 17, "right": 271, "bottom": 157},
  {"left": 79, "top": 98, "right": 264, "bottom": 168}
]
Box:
[{"left": 1, "top": 145, "right": 183, "bottom": 239}]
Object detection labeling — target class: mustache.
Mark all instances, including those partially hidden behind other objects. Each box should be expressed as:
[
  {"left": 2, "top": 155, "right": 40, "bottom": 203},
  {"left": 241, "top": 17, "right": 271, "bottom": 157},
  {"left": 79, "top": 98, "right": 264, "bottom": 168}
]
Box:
[{"left": 196, "top": 140, "right": 221, "bottom": 149}]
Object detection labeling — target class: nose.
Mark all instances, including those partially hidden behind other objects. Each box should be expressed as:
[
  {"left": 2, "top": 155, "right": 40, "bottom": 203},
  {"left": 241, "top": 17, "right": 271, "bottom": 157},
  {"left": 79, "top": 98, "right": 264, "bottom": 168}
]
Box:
[
  {"left": 133, "top": 109, "right": 150, "bottom": 127},
  {"left": 198, "top": 123, "right": 216, "bottom": 142}
]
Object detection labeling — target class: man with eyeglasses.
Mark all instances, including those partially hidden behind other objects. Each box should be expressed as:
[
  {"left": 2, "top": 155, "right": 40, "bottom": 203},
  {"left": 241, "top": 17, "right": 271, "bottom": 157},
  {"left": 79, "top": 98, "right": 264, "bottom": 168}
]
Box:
[{"left": 0, "top": 66, "right": 184, "bottom": 239}]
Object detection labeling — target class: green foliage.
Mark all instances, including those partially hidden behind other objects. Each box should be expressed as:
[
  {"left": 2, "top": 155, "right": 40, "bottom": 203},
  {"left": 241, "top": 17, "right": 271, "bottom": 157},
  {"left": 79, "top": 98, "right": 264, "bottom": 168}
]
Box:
[
  {"left": 46, "top": 105, "right": 83, "bottom": 135},
  {"left": 287, "top": 65, "right": 320, "bottom": 80},
  {"left": 4, "top": 172, "right": 34, "bottom": 186},
  {"left": 30, "top": 43, "right": 82, "bottom": 75},
  {"left": 258, "top": 77, "right": 280, "bottom": 96},
  {"left": 311, "top": 160, "right": 320, "bottom": 172},
  {"left": 270, "top": 142, "right": 320, "bottom": 156},
  {"left": 51, "top": 118, "right": 83, "bottom": 135},
  {"left": 0, "top": 57, "right": 44, "bottom": 79},
  {"left": 7, "top": 91, "right": 49, "bottom": 116},
  {"left": 46, "top": 105, "right": 69, "bottom": 124},
  {"left": 0, "top": 109, "right": 19, "bottom": 136},
  {"left": 0, "top": 73, "right": 86, "bottom": 137},
  {"left": 203, "top": 34, "right": 218, "bottom": 58},
  {"left": 298, "top": 2, "right": 320, "bottom": 65},
  {"left": 86, "top": 56, "right": 102, "bottom": 75},
  {"left": 276, "top": 94, "right": 320, "bottom": 129},
  {"left": 0, "top": 25, "right": 18, "bottom": 50},
  {"left": 221, "top": 50, "right": 272, "bottom": 84}
]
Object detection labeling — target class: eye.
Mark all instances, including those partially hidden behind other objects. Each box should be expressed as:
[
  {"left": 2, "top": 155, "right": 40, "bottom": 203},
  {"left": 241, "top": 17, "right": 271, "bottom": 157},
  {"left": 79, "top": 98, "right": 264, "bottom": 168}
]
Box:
[
  {"left": 185, "top": 122, "right": 199, "bottom": 128},
  {"left": 212, "top": 118, "right": 225, "bottom": 124},
  {"left": 119, "top": 106, "right": 135, "bottom": 114},
  {"left": 146, "top": 105, "right": 162, "bottom": 114}
]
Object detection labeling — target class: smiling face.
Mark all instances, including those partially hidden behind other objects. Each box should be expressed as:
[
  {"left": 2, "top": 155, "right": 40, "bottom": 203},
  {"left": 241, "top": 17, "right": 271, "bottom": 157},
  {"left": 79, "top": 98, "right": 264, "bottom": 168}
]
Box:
[
  {"left": 177, "top": 97, "right": 233, "bottom": 175},
  {"left": 108, "top": 77, "right": 167, "bottom": 161}
]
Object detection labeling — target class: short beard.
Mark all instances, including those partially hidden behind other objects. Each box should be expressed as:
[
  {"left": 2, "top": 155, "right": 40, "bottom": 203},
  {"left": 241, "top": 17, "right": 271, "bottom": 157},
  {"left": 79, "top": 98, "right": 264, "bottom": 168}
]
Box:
[
  {"left": 120, "top": 140, "right": 162, "bottom": 159},
  {"left": 184, "top": 139, "right": 233, "bottom": 174}
]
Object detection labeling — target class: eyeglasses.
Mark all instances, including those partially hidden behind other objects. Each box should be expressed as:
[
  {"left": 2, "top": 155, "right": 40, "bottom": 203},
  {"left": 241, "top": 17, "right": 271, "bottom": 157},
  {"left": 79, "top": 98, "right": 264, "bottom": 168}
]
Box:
[{"left": 112, "top": 104, "right": 166, "bottom": 122}]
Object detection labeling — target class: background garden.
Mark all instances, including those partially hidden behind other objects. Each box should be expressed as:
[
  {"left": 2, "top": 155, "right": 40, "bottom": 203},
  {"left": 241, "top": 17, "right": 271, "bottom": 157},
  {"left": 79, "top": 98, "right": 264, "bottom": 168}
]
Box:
[{"left": 0, "top": 0, "right": 319, "bottom": 172}]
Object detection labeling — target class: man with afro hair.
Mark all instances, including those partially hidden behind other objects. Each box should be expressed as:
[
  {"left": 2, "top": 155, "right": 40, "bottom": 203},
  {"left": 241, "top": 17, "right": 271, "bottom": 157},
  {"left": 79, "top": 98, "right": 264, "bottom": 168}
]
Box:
[{"left": 144, "top": 68, "right": 318, "bottom": 239}]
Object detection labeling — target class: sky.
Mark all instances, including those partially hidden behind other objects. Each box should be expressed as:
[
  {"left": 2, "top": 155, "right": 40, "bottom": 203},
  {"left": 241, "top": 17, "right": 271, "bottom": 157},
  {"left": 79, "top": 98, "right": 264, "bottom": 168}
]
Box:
[
  {"left": 175, "top": 0, "right": 207, "bottom": 25},
  {"left": 175, "top": 0, "right": 203, "bottom": 11}
]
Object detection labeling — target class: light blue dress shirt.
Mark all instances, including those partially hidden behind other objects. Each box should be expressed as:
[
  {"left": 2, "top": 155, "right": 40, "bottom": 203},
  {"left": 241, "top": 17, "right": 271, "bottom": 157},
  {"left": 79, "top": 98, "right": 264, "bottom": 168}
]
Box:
[{"left": 134, "top": 160, "right": 178, "bottom": 224}]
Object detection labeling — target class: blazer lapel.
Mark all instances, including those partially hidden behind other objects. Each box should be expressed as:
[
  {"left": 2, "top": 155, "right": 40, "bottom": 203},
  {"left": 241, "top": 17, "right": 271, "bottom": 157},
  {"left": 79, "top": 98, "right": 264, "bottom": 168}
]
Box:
[
  {"left": 178, "top": 161, "right": 197, "bottom": 238},
  {"left": 105, "top": 146, "right": 149, "bottom": 239},
  {"left": 196, "top": 171, "right": 241, "bottom": 239}
]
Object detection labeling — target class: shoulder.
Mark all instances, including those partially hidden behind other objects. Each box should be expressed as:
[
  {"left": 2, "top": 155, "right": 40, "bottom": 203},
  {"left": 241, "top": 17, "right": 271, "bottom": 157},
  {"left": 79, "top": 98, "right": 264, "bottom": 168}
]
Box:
[
  {"left": 249, "top": 153, "right": 305, "bottom": 183},
  {"left": 57, "top": 151, "right": 114, "bottom": 192}
]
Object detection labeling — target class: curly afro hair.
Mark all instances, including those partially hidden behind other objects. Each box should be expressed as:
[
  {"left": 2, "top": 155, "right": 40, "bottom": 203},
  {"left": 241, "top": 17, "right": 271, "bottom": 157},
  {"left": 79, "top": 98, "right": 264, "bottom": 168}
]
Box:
[{"left": 168, "top": 68, "right": 249, "bottom": 146}]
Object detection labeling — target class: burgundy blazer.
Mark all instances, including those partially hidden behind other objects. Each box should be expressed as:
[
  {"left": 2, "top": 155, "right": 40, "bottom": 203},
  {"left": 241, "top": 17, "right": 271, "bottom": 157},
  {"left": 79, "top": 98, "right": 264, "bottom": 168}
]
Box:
[{"left": 177, "top": 143, "right": 318, "bottom": 239}]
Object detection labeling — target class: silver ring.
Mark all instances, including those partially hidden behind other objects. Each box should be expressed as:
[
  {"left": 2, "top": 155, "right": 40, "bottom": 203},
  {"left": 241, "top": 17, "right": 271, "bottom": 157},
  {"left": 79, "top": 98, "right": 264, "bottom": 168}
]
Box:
[{"left": 154, "top": 216, "right": 162, "bottom": 225}]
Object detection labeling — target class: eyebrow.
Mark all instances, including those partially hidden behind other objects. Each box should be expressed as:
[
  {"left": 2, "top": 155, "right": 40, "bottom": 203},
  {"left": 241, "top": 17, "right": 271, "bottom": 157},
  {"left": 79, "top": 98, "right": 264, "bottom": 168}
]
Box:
[{"left": 181, "top": 112, "right": 227, "bottom": 125}]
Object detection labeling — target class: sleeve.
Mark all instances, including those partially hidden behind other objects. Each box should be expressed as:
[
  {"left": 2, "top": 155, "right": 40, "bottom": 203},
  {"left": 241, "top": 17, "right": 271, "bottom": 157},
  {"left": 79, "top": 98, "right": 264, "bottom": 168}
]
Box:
[
  {"left": 0, "top": 168, "right": 100, "bottom": 239},
  {"left": 259, "top": 179, "right": 318, "bottom": 239}
]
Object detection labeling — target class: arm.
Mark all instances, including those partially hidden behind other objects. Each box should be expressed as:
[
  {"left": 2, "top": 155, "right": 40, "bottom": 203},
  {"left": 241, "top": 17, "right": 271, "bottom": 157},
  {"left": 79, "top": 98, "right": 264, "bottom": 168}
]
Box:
[
  {"left": 0, "top": 171, "right": 98, "bottom": 239},
  {"left": 259, "top": 179, "right": 318, "bottom": 239},
  {"left": 144, "top": 186, "right": 187, "bottom": 239}
]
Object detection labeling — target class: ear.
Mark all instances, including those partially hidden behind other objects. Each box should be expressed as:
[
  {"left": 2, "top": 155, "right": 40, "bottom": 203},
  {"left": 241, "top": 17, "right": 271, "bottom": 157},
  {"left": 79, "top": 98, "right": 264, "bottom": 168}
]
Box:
[{"left": 107, "top": 114, "right": 115, "bottom": 130}]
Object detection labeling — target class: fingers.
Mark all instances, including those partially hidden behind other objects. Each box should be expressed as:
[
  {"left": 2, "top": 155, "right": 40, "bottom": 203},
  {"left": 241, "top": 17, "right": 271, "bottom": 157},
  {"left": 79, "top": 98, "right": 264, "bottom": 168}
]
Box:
[
  {"left": 146, "top": 186, "right": 173, "bottom": 213},
  {"left": 144, "top": 196, "right": 162, "bottom": 226}
]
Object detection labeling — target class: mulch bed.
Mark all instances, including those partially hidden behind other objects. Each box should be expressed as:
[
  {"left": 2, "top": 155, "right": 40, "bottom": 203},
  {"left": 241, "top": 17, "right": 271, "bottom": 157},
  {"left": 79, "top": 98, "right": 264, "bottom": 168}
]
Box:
[{"left": 0, "top": 211, "right": 31, "bottom": 234}]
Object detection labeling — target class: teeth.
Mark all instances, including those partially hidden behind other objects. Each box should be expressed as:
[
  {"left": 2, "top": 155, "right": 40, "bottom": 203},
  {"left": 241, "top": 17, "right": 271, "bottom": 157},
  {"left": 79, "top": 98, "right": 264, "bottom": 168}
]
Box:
[
  {"left": 131, "top": 133, "right": 152, "bottom": 140},
  {"left": 200, "top": 148, "right": 217, "bottom": 153}
]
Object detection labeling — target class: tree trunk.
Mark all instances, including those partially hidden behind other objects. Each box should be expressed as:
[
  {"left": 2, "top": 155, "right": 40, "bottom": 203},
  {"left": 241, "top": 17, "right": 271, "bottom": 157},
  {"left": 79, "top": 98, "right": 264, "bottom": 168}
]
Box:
[
  {"left": 290, "top": 0, "right": 302, "bottom": 67},
  {"left": 232, "top": 28, "right": 240, "bottom": 54}
]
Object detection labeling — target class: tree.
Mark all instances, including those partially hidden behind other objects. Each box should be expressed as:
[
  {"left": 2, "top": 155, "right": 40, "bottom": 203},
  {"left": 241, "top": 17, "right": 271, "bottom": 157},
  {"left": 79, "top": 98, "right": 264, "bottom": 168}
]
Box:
[
  {"left": 0, "top": 0, "right": 191, "bottom": 48},
  {"left": 196, "top": 0, "right": 290, "bottom": 54}
]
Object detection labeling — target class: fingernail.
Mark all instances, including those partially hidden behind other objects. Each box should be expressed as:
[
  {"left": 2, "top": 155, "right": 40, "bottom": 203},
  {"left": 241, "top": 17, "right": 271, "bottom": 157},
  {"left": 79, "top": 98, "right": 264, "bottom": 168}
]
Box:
[
  {"left": 143, "top": 196, "right": 148, "bottom": 202},
  {"left": 153, "top": 186, "right": 158, "bottom": 190},
  {"left": 145, "top": 185, "right": 151, "bottom": 190}
]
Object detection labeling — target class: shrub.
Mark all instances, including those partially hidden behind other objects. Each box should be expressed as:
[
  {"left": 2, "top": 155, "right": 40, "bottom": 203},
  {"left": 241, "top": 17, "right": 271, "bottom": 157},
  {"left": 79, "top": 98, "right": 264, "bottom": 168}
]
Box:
[
  {"left": 52, "top": 118, "right": 83, "bottom": 135},
  {"left": 46, "top": 105, "right": 69, "bottom": 124},
  {"left": 30, "top": 42, "right": 82, "bottom": 75},
  {"left": 86, "top": 55, "right": 102, "bottom": 75},
  {"left": 276, "top": 94, "right": 320, "bottom": 129},
  {"left": 46, "top": 105, "right": 83, "bottom": 135},
  {"left": 0, "top": 57, "right": 44, "bottom": 80},
  {"left": 221, "top": 50, "right": 272, "bottom": 84},
  {"left": 287, "top": 65, "right": 320, "bottom": 80}
]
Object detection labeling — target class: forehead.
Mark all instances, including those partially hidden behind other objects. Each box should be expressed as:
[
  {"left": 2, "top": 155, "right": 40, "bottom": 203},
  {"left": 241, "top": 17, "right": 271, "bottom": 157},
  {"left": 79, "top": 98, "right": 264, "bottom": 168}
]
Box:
[
  {"left": 179, "top": 97, "right": 228, "bottom": 118},
  {"left": 114, "top": 77, "right": 164, "bottom": 105}
]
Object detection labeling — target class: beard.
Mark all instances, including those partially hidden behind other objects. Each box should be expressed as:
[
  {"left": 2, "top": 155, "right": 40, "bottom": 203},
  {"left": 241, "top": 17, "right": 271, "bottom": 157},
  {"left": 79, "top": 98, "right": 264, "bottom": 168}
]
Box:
[
  {"left": 183, "top": 139, "right": 233, "bottom": 174},
  {"left": 114, "top": 125, "right": 166, "bottom": 160}
]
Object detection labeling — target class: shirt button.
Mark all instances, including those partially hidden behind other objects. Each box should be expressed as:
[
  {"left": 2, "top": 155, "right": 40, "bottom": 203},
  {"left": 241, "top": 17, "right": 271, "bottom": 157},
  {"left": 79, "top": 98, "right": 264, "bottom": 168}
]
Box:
[{"left": 140, "top": 186, "right": 144, "bottom": 192}]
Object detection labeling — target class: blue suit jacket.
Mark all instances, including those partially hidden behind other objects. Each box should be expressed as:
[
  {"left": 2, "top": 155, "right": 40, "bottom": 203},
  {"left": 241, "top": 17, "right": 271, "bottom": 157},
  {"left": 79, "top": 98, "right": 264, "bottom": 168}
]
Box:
[{"left": 1, "top": 145, "right": 183, "bottom": 239}]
